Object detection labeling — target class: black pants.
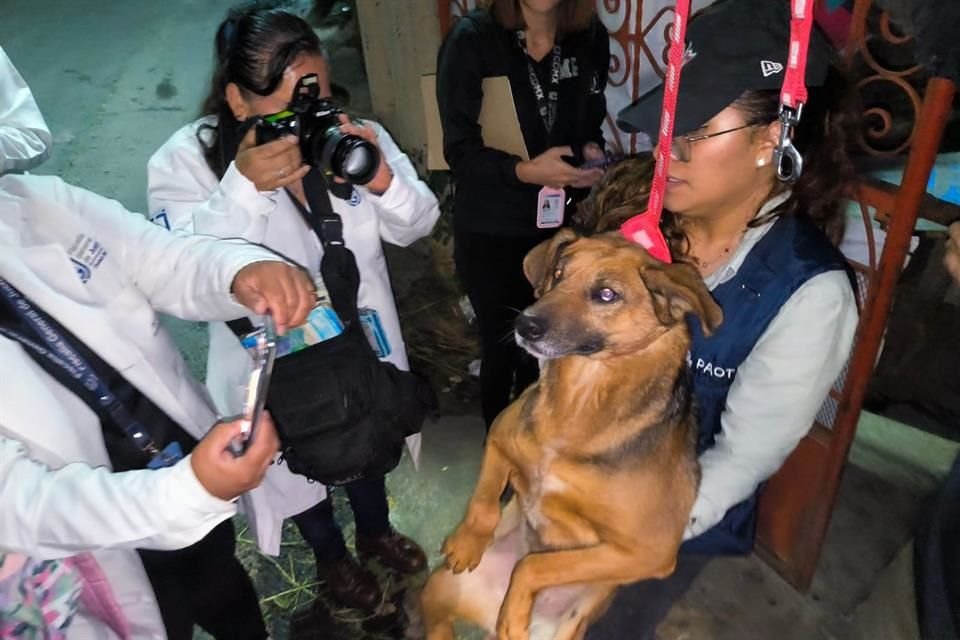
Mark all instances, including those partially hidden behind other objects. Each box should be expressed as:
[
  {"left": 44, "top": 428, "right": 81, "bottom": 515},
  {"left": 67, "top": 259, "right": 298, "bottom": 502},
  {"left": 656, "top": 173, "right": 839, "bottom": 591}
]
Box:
[
  {"left": 137, "top": 520, "right": 267, "bottom": 640},
  {"left": 291, "top": 474, "right": 391, "bottom": 563},
  {"left": 584, "top": 554, "right": 709, "bottom": 640},
  {"left": 454, "top": 230, "right": 542, "bottom": 428}
]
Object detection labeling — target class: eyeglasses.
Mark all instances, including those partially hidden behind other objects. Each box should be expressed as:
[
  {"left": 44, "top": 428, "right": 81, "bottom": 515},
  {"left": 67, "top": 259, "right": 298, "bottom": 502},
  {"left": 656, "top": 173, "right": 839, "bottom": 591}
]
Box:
[{"left": 670, "top": 124, "right": 755, "bottom": 162}]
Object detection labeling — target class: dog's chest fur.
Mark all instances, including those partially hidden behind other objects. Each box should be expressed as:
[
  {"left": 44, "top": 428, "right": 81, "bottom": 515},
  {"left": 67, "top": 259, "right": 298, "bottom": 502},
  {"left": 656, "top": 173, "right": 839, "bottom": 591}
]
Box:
[
  {"left": 519, "top": 444, "right": 562, "bottom": 531},
  {"left": 510, "top": 436, "right": 602, "bottom": 552}
]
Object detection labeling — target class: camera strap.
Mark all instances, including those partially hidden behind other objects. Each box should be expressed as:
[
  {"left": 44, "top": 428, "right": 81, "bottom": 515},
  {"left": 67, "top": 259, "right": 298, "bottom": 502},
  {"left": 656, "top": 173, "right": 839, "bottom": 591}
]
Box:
[
  {"left": 287, "top": 170, "right": 362, "bottom": 325},
  {"left": 516, "top": 31, "right": 562, "bottom": 134},
  {"left": 0, "top": 278, "right": 184, "bottom": 469},
  {"left": 225, "top": 170, "right": 359, "bottom": 339}
]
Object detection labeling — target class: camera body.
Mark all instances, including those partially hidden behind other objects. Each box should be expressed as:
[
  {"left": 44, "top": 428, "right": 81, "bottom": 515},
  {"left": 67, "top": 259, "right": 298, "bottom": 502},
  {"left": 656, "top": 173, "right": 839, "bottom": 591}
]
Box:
[{"left": 255, "top": 74, "right": 379, "bottom": 185}]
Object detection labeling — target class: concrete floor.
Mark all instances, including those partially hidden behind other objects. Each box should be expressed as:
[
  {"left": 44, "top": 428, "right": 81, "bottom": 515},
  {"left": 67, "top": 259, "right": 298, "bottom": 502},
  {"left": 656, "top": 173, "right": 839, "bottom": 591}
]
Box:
[{"left": 3, "top": 1, "right": 958, "bottom": 638}]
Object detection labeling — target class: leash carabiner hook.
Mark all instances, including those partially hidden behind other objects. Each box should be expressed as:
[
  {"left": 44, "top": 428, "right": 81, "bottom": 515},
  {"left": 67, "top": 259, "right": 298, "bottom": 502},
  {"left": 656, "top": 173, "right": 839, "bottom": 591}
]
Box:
[{"left": 773, "top": 104, "right": 804, "bottom": 184}]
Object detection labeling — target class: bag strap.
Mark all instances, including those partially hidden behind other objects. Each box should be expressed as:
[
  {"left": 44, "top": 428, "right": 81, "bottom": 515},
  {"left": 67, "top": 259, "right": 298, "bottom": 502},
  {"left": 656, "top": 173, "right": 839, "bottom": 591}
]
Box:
[{"left": 0, "top": 278, "right": 183, "bottom": 469}]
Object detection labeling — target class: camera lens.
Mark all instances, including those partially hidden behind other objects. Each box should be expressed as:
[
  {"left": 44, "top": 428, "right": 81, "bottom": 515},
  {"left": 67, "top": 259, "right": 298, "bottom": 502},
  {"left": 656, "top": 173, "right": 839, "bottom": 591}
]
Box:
[
  {"left": 314, "top": 128, "right": 379, "bottom": 185},
  {"left": 339, "top": 141, "right": 376, "bottom": 182},
  {"left": 343, "top": 145, "right": 371, "bottom": 176}
]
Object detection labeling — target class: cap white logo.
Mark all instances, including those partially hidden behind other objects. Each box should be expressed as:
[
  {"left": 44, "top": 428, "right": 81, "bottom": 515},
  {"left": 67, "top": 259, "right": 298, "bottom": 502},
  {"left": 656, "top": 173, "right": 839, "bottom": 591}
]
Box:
[
  {"left": 682, "top": 43, "right": 697, "bottom": 68},
  {"left": 761, "top": 60, "right": 784, "bottom": 77}
]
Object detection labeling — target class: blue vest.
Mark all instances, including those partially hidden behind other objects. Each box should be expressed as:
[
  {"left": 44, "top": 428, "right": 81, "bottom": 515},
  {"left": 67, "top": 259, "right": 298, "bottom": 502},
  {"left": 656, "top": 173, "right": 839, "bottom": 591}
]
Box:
[{"left": 680, "top": 214, "right": 854, "bottom": 555}]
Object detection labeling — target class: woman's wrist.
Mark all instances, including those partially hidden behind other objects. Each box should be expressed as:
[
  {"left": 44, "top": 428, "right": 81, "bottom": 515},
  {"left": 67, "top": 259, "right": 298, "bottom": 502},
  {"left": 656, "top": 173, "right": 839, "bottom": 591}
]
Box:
[
  {"left": 515, "top": 160, "right": 532, "bottom": 184},
  {"left": 367, "top": 164, "right": 394, "bottom": 195}
]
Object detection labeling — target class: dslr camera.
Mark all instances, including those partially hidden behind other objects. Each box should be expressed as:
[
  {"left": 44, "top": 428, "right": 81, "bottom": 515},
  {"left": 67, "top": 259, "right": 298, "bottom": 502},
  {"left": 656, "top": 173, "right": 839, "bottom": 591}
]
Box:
[{"left": 255, "top": 74, "right": 380, "bottom": 185}]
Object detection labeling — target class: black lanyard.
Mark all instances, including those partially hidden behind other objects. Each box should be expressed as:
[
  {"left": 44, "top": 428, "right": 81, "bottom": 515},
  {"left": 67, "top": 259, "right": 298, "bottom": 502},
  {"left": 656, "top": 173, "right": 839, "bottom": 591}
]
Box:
[
  {"left": 516, "top": 31, "right": 562, "bottom": 133},
  {"left": 0, "top": 277, "right": 183, "bottom": 469}
]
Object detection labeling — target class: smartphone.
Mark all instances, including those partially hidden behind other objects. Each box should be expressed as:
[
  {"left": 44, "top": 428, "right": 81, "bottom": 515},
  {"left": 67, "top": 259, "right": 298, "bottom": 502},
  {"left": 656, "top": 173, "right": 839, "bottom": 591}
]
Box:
[
  {"left": 231, "top": 316, "right": 277, "bottom": 456},
  {"left": 580, "top": 155, "right": 608, "bottom": 170},
  {"left": 580, "top": 153, "right": 623, "bottom": 171}
]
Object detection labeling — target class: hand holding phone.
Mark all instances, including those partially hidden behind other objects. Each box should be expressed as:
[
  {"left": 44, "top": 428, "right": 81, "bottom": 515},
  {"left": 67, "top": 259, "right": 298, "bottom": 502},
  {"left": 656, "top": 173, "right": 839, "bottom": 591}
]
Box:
[
  {"left": 230, "top": 315, "right": 277, "bottom": 456},
  {"left": 580, "top": 155, "right": 611, "bottom": 170},
  {"left": 192, "top": 414, "right": 280, "bottom": 500},
  {"left": 580, "top": 150, "right": 624, "bottom": 171}
]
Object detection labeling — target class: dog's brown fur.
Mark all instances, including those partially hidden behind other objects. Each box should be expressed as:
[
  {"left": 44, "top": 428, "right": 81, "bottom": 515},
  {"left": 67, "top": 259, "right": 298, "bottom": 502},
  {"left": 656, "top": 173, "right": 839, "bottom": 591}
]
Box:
[{"left": 420, "top": 230, "right": 722, "bottom": 640}]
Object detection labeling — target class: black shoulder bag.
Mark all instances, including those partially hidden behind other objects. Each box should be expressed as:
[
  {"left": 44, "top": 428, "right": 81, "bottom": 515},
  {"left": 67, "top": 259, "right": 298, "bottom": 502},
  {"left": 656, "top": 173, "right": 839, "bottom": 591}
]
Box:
[{"left": 231, "top": 171, "right": 436, "bottom": 486}]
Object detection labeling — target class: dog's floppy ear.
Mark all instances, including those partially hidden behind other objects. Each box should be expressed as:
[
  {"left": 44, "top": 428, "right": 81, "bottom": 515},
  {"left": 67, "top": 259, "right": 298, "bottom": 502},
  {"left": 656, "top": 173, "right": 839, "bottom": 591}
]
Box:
[
  {"left": 640, "top": 262, "right": 723, "bottom": 335},
  {"left": 523, "top": 228, "right": 579, "bottom": 298}
]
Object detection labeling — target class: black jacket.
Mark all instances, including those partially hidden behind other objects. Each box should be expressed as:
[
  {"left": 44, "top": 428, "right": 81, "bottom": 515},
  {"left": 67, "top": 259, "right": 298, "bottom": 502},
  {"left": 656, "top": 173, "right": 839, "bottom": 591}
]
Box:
[
  {"left": 437, "top": 10, "right": 610, "bottom": 237},
  {"left": 916, "top": 453, "right": 960, "bottom": 640}
]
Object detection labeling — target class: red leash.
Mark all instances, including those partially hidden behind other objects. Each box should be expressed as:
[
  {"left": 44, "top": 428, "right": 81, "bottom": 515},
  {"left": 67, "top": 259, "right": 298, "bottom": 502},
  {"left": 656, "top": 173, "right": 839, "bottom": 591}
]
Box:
[
  {"left": 622, "top": 0, "right": 815, "bottom": 260},
  {"left": 619, "top": 0, "right": 691, "bottom": 263},
  {"left": 775, "top": 0, "right": 815, "bottom": 183},
  {"left": 782, "top": 0, "right": 813, "bottom": 109}
]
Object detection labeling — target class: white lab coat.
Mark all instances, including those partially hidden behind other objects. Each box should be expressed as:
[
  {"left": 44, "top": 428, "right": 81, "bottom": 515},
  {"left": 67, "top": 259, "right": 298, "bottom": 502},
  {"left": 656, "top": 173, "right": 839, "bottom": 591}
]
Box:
[
  {"left": 147, "top": 117, "right": 440, "bottom": 555},
  {"left": 0, "top": 46, "right": 51, "bottom": 174},
  {"left": 0, "top": 174, "right": 286, "bottom": 638}
]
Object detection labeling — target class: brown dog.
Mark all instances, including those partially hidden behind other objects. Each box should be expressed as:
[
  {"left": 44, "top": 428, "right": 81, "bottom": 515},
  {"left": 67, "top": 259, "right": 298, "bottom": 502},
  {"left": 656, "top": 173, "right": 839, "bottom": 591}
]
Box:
[{"left": 420, "top": 230, "right": 722, "bottom": 640}]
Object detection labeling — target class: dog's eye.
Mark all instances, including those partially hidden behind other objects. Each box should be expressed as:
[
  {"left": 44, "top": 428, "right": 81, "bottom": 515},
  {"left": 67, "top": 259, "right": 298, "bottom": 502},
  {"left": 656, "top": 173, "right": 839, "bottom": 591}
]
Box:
[{"left": 593, "top": 287, "right": 620, "bottom": 303}]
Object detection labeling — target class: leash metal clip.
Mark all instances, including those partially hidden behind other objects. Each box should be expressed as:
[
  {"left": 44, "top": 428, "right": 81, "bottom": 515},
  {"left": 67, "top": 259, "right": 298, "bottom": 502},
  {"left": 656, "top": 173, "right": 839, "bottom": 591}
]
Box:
[{"left": 774, "top": 104, "right": 804, "bottom": 184}]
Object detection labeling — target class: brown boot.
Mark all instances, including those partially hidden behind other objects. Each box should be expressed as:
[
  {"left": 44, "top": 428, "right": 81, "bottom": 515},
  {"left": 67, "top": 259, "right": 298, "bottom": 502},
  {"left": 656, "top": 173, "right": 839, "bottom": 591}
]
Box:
[
  {"left": 356, "top": 528, "right": 427, "bottom": 575},
  {"left": 316, "top": 553, "right": 382, "bottom": 613}
]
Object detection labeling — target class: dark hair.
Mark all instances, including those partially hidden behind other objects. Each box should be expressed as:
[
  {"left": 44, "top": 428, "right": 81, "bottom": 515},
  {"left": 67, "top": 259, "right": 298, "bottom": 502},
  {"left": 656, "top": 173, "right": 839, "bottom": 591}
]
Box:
[
  {"left": 481, "top": 0, "right": 595, "bottom": 37},
  {"left": 572, "top": 156, "right": 653, "bottom": 232},
  {"left": 198, "top": 1, "right": 324, "bottom": 177},
  {"left": 661, "top": 64, "right": 860, "bottom": 257}
]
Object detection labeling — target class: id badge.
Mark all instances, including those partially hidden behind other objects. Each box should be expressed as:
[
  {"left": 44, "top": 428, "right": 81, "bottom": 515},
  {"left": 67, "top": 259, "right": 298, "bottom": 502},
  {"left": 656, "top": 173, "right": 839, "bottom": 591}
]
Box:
[
  {"left": 536, "top": 187, "right": 565, "bottom": 229},
  {"left": 147, "top": 441, "right": 185, "bottom": 469},
  {"left": 358, "top": 308, "right": 391, "bottom": 358}
]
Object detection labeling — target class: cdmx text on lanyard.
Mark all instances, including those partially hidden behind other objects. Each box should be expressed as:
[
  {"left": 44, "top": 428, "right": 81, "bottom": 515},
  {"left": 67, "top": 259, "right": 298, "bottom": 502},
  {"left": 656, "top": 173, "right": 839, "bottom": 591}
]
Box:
[
  {"left": 0, "top": 277, "right": 183, "bottom": 469},
  {"left": 516, "top": 31, "right": 562, "bottom": 133}
]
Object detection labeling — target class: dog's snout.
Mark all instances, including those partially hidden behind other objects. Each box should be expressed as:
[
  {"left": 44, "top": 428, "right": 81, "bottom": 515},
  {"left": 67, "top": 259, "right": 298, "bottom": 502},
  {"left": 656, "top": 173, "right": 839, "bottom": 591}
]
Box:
[{"left": 515, "top": 313, "right": 548, "bottom": 341}]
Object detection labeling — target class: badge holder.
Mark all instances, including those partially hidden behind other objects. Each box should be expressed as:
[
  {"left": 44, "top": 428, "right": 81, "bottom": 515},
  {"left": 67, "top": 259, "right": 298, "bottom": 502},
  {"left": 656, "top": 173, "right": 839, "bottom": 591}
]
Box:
[
  {"left": 359, "top": 307, "right": 392, "bottom": 358},
  {"left": 537, "top": 186, "right": 565, "bottom": 229},
  {"left": 146, "top": 442, "right": 186, "bottom": 469}
]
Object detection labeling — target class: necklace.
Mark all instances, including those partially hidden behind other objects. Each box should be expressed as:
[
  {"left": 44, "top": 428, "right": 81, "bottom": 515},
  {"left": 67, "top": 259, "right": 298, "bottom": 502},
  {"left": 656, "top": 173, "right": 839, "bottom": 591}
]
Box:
[{"left": 692, "top": 227, "right": 748, "bottom": 270}]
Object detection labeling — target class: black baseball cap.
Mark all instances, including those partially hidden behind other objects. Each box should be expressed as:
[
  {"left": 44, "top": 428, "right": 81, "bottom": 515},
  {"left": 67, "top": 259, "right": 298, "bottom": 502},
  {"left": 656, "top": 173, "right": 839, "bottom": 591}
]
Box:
[{"left": 617, "top": 0, "right": 834, "bottom": 137}]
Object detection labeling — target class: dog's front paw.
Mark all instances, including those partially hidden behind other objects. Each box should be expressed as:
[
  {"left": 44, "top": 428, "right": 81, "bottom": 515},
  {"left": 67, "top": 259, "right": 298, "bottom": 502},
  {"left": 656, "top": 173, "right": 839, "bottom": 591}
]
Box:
[
  {"left": 441, "top": 524, "right": 490, "bottom": 574},
  {"left": 496, "top": 602, "right": 531, "bottom": 640}
]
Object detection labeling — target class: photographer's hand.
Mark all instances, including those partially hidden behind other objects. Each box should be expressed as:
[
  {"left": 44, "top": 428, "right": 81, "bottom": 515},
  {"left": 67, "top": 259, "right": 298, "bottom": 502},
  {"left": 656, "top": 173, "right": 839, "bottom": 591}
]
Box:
[
  {"left": 516, "top": 146, "right": 603, "bottom": 190},
  {"left": 235, "top": 128, "right": 310, "bottom": 192},
  {"left": 335, "top": 115, "right": 394, "bottom": 195}
]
